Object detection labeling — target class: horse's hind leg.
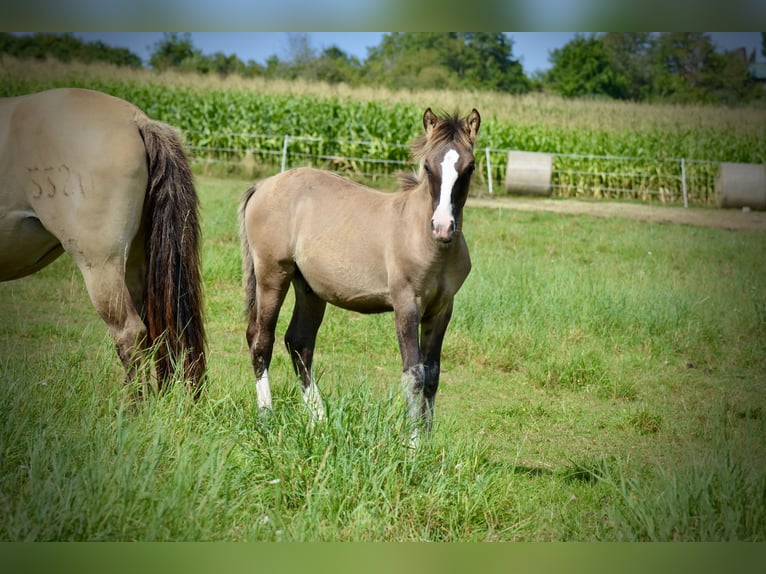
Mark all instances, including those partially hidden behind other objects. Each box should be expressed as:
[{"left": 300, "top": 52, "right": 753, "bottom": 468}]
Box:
[
  {"left": 285, "top": 271, "right": 327, "bottom": 421},
  {"left": 246, "top": 268, "right": 291, "bottom": 415},
  {"left": 77, "top": 258, "right": 149, "bottom": 391}
]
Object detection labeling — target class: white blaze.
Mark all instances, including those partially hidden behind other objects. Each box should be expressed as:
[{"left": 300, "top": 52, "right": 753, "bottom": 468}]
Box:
[{"left": 432, "top": 148, "right": 460, "bottom": 233}]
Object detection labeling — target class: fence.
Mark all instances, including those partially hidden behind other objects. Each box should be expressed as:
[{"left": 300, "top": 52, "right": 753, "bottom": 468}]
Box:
[
  {"left": 186, "top": 132, "right": 413, "bottom": 185},
  {"left": 479, "top": 149, "right": 717, "bottom": 206},
  {"left": 185, "top": 131, "right": 720, "bottom": 207}
]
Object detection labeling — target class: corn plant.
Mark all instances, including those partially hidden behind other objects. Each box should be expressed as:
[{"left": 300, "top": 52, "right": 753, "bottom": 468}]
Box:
[{"left": 2, "top": 61, "right": 763, "bottom": 205}]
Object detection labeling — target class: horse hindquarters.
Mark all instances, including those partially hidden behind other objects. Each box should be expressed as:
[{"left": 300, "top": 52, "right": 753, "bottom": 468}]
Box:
[
  {"left": 81, "top": 113, "right": 205, "bottom": 395},
  {"left": 239, "top": 182, "right": 328, "bottom": 421}
]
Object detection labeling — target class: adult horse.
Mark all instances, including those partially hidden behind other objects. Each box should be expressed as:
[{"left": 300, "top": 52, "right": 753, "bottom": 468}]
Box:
[
  {"left": 239, "top": 107, "right": 480, "bottom": 442},
  {"left": 0, "top": 88, "right": 206, "bottom": 394}
]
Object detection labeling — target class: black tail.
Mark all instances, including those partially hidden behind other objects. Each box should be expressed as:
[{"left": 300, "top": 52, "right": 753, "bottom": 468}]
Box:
[
  {"left": 138, "top": 116, "right": 206, "bottom": 394},
  {"left": 239, "top": 185, "right": 258, "bottom": 321}
]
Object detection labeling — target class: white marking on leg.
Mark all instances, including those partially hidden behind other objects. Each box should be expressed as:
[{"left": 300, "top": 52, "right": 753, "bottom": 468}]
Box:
[
  {"left": 303, "top": 381, "right": 325, "bottom": 422},
  {"left": 401, "top": 365, "right": 425, "bottom": 448},
  {"left": 402, "top": 367, "right": 421, "bottom": 421},
  {"left": 432, "top": 148, "right": 460, "bottom": 237},
  {"left": 256, "top": 370, "right": 272, "bottom": 410}
]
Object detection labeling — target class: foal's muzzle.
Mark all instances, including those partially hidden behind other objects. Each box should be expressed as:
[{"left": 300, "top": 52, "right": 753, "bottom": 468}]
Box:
[{"left": 431, "top": 217, "right": 456, "bottom": 243}]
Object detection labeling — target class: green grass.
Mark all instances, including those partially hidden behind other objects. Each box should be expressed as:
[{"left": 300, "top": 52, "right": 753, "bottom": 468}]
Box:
[{"left": 1, "top": 176, "right": 765, "bottom": 540}]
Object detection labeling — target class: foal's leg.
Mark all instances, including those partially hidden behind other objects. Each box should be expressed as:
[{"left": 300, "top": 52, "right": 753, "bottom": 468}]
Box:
[
  {"left": 246, "top": 269, "right": 291, "bottom": 414},
  {"left": 393, "top": 293, "right": 426, "bottom": 445},
  {"left": 419, "top": 299, "right": 455, "bottom": 432},
  {"left": 285, "top": 272, "right": 327, "bottom": 421}
]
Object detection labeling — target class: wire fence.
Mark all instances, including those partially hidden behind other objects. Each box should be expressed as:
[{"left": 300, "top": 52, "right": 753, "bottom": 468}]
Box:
[{"left": 185, "top": 131, "right": 720, "bottom": 207}]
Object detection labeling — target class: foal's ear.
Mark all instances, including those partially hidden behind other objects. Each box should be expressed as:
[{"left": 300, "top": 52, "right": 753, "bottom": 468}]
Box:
[
  {"left": 466, "top": 108, "right": 481, "bottom": 144},
  {"left": 423, "top": 107, "right": 438, "bottom": 138}
]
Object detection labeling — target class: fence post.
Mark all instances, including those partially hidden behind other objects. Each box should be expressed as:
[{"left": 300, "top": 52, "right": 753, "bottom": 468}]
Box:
[
  {"left": 280, "top": 135, "right": 290, "bottom": 173},
  {"left": 681, "top": 158, "right": 688, "bottom": 208},
  {"left": 485, "top": 148, "right": 493, "bottom": 195}
]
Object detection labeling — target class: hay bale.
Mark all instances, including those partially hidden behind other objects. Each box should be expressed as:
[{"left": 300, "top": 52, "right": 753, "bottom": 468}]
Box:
[
  {"left": 504, "top": 151, "right": 553, "bottom": 196},
  {"left": 715, "top": 162, "right": 766, "bottom": 210}
]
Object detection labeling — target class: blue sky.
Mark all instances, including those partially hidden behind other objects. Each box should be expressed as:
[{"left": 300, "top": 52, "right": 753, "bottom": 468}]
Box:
[{"left": 64, "top": 32, "right": 764, "bottom": 74}]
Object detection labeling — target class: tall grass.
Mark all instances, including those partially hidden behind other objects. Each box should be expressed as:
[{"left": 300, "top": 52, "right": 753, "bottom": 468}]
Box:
[
  {"left": 606, "top": 406, "right": 766, "bottom": 541},
  {"left": 1, "top": 176, "right": 764, "bottom": 540},
  {"left": 0, "top": 344, "right": 525, "bottom": 541}
]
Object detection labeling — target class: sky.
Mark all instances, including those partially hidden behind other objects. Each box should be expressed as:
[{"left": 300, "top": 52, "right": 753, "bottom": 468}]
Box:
[{"left": 67, "top": 32, "right": 764, "bottom": 74}]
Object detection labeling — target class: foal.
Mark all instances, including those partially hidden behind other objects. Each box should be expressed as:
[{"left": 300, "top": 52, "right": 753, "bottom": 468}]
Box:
[{"left": 239, "top": 107, "right": 480, "bottom": 441}]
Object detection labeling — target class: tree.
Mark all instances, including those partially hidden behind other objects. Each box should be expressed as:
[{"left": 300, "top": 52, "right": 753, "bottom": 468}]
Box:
[
  {"left": 149, "top": 33, "right": 198, "bottom": 70},
  {"left": 647, "top": 32, "right": 722, "bottom": 103},
  {"left": 546, "top": 33, "right": 628, "bottom": 98},
  {"left": 241, "top": 59, "right": 266, "bottom": 78},
  {"left": 363, "top": 33, "right": 453, "bottom": 90},
  {"left": 263, "top": 54, "right": 288, "bottom": 79},
  {"left": 453, "top": 33, "right": 529, "bottom": 93},
  {"left": 601, "top": 32, "right": 652, "bottom": 100},
  {"left": 287, "top": 33, "right": 316, "bottom": 66},
  {"left": 708, "top": 48, "right": 761, "bottom": 105},
  {"left": 0, "top": 32, "right": 142, "bottom": 68},
  {"left": 314, "top": 45, "right": 362, "bottom": 84},
  {"left": 208, "top": 52, "right": 246, "bottom": 76},
  {"left": 362, "top": 32, "right": 528, "bottom": 93}
]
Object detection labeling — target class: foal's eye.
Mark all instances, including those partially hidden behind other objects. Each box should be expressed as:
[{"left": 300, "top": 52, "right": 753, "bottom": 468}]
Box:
[
  {"left": 423, "top": 163, "right": 432, "bottom": 175},
  {"left": 466, "top": 163, "right": 476, "bottom": 175}
]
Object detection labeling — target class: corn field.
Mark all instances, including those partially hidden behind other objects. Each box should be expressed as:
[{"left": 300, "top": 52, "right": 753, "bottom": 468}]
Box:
[{"left": 2, "top": 58, "right": 765, "bottom": 204}]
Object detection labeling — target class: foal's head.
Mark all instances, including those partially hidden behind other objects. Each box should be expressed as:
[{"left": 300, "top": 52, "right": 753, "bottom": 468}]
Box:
[{"left": 409, "top": 108, "right": 481, "bottom": 244}]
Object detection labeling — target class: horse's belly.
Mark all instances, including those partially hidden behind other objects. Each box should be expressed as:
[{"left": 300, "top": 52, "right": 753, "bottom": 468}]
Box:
[
  {"left": 308, "top": 277, "right": 393, "bottom": 314},
  {"left": 297, "top": 257, "right": 392, "bottom": 313},
  {"left": 327, "top": 289, "right": 393, "bottom": 314},
  {"left": 0, "top": 210, "right": 63, "bottom": 280}
]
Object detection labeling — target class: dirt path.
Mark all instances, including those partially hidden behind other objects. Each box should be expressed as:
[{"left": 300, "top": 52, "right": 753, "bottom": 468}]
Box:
[{"left": 467, "top": 196, "right": 766, "bottom": 232}]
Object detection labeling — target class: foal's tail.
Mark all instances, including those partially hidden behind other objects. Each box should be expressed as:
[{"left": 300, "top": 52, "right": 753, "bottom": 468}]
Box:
[
  {"left": 137, "top": 116, "right": 206, "bottom": 394},
  {"left": 238, "top": 185, "right": 258, "bottom": 320}
]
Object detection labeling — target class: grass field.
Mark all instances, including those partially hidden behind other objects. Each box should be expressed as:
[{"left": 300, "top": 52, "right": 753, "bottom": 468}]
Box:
[{"left": 1, "top": 176, "right": 764, "bottom": 541}]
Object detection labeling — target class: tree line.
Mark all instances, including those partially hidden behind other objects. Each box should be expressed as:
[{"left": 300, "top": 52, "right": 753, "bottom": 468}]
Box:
[
  {"left": 2, "top": 32, "right": 765, "bottom": 105},
  {"left": 0, "top": 32, "right": 142, "bottom": 68}
]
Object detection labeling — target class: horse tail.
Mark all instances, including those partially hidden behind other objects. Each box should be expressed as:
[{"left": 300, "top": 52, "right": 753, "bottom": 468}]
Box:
[
  {"left": 239, "top": 185, "right": 258, "bottom": 320},
  {"left": 137, "top": 115, "right": 206, "bottom": 394}
]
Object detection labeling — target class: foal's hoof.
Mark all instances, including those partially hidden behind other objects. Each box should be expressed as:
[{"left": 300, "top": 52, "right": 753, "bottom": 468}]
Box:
[
  {"left": 407, "top": 429, "right": 420, "bottom": 450},
  {"left": 258, "top": 407, "right": 274, "bottom": 427}
]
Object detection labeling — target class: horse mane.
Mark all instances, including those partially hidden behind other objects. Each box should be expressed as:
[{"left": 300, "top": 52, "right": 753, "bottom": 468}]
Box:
[
  {"left": 398, "top": 172, "right": 420, "bottom": 192},
  {"left": 410, "top": 110, "right": 472, "bottom": 162}
]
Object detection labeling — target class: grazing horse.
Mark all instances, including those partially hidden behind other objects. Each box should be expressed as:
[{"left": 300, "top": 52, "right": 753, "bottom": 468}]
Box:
[
  {"left": 0, "top": 88, "right": 206, "bottom": 393},
  {"left": 239, "top": 107, "right": 480, "bottom": 441}
]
